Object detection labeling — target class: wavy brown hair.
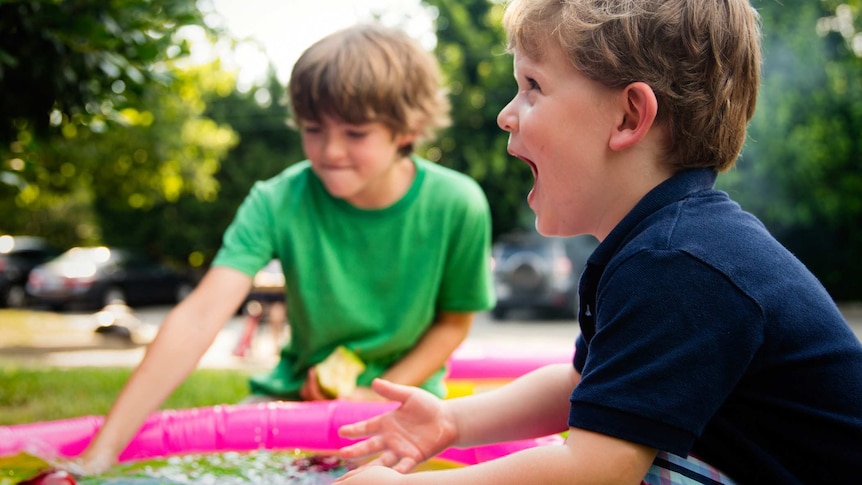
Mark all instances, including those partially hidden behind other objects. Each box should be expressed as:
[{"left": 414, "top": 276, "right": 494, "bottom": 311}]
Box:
[
  {"left": 288, "top": 23, "right": 450, "bottom": 157},
  {"left": 503, "top": 0, "right": 761, "bottom": 172}
]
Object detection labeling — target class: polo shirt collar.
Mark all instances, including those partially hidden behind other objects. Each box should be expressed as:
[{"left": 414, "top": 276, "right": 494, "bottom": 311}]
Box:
[{"left": 589, "top": 168, "right": 718, "bottom": 265}]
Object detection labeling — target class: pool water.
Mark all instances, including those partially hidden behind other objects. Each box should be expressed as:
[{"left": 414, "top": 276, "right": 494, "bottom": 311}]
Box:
[
  {"left": 2, "top": 450, "right": 460, "bottom": 485},
  {"left": 79, "top": 450, "right": 347, "bottom": 485}
]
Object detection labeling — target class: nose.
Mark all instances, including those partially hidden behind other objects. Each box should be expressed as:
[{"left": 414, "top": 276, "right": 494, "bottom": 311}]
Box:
[
  {"left": 497, "top": 98, "right": 517, "bottom": 133},
  {"left": 322, "top": 134, "right": 346, "bottom": 160}
]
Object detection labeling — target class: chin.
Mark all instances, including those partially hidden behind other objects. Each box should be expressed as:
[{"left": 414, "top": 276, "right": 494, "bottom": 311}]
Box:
[
  {"left": 534, "top": 218, "right": 556, "bottom": 237},
  {"left": 323, "top": 183, "right": 356, "bottom": 200},
  {"left": 535, "top": 217, "right": 574, "bottom": 238}
]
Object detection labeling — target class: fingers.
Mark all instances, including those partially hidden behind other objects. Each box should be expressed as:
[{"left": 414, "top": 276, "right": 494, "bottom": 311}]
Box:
[
  {"left": 339, "top": 413, "right": 382, "bottom": 439},
  {"left": 334, "top": 465, "right": 399, "bottom": 484},
  {"left": 372, "top": 447, "right": 418, "bottom": 474},
  {"left": 301, "top": 367, "right": 329, "bottom": 401},
  {"left": 376, "top": 450, "right": 402, "bottom": 468},
  {"left": 370, "top": 378, "right": 416, "bottom": 403},
  {"left": 339, "top": 433, "right": 386, "bottom": 459},
  {"left": 70, "top": 451, "right": 114, "bottom": 476},
  {"left": 392, "top": 456, "right": 419, "bottom": 474}
]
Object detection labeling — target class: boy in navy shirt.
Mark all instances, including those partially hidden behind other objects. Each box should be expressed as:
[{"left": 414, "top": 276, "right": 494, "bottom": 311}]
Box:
[{"left": 336, "top": 1, "right": 862, "bottom": 483}]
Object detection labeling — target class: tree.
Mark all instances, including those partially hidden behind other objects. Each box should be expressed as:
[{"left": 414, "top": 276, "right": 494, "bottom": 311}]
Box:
[
  {"left": 0, "top": 0, "right": 242, "bottom": 267},
  {"left": 188, "top": 68, "right": 305, "bottom": 265},
  {"left": 0, "top": 59, "right": 238, "bottom": 262},
  {"left": 0, "top": 0, "right": 208, "bottom": 143},
  {"left": 89, "top": 61, "right": 239, "bottom": 265},
  {"left": 424, "top": 0, "right": 535, "bottom": 239},
  {"left": 718, "top": 0, "right": 862, "bottom": 299}
]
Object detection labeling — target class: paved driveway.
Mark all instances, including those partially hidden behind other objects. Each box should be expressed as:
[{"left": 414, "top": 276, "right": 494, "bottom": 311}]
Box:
[{"left": 2, "top": 303, "right": 861, "bottom": 370}]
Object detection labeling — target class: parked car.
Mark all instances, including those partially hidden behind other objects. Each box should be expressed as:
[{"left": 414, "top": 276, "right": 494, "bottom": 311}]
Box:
[
  {"left": 491, "top": 232, "right": 598, "bottom": 320},
  {"left": 0, "top": 235, "right": 61, "bottom": 308},
  {"left": 26, "top": 246, "right": 195, "bottom": 310}
]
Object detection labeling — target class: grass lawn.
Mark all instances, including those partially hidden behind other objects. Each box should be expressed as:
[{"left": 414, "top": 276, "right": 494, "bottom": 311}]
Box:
[{"left": 0, "top": 365, "right": 254, "bottom": 426}]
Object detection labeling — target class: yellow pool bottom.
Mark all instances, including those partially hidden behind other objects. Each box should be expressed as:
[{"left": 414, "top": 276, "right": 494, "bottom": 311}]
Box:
[{"left": 445, "top": 378, "right": 511, "bottom": 398}]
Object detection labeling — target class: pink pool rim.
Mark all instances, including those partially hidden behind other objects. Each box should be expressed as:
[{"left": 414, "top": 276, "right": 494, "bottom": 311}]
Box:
[
  {"left": 446, "top": 341, "right": 574, "bottom": 379},
  {"left": 0, "top": 401, "right": 563, "bottom": 466}
]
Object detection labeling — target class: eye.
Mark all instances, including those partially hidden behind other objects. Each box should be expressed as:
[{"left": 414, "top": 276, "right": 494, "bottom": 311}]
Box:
[
  {"left": 302, "top": 124, "right": 322, "bottom": 135},
  {"left": 526, "top": 76, "right": 541, "bottom": 91},
  {"left": 346, "top": 129, "right": 369, "bottom": 139}
]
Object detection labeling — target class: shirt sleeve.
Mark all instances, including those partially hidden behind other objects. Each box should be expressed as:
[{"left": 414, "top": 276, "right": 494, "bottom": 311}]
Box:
[
  {"left": 436, "top": 180, "right": 496, "bottom": 312},
  {"left": 211, "top": 180, "right": 278, "bottom": 277}
]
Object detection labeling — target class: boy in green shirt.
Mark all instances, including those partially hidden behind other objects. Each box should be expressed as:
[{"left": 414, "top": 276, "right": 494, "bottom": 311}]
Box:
[{"left": 76, "top": 23, "right": 495, "bottom": 473}]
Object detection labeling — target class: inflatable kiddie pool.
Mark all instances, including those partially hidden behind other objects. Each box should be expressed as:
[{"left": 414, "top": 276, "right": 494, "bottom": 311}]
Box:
[
  {"left": 0, "top": 401, "right": 564, "bottom": 470},
  {"left": 0, "top": 342, "right": 573, "bottom": 481},
  {"left": 445, "top": 340, "right": 574, "bottom": 397}
]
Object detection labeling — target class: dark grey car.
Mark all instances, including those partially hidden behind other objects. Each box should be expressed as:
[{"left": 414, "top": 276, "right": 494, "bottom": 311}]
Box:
[
  {"left": 0, "top": 235, "right": 61, "bottom": 308},
  {"left": 26, "top": 246, "right": 194, "bottom": 310},
  {"left": 491, "top": 232, "right": 598, "bottom": 320}
]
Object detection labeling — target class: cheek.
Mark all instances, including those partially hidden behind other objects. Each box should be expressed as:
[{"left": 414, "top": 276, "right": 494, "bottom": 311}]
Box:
[
  {"left": 522, "top": 112, "right": 556, "bottom": 150},
  {"left": 300, "top": 136, "right": 318, "bottom": 156}
]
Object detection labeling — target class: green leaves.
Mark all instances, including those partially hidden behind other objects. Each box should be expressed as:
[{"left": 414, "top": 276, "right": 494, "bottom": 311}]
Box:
[
  {"left": 0, "top": 0, "right": 211, "bottom": 141},
  {"left": 720, "top": 0, "right": 862, "bottom": 298},
  {"left": 426, "top": 0, "right": 534, "bottom": 239}
]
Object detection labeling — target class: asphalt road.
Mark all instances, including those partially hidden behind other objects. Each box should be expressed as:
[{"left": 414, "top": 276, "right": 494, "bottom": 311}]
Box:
[{"left": 2, "top": 303, "right": 861, "bottom": 370}]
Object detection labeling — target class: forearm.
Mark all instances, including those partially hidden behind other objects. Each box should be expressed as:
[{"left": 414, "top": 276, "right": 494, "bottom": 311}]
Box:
[
  {"left": 336, "top": 374, "right": 654, "bottom": 485},
  {"left": 82, "top": 302, "right": 222, "bottom": 462},
  {"left": 449, "top": 363, "right": 578, "bottom": 447},
  {"left": 379, "top": 312, "right": 473, "bottom": 387},
  {"left": 400, "top": 441, "right": 648, "bottom": 485},
  {"left": 81, "top": 268, "right": 251, "bottom": 465}
]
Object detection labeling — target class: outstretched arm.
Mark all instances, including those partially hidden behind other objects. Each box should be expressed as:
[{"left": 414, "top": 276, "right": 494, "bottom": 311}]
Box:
[
  {"left": 75, "top": 267, "right": 252, "bottom": 473},
  {"left": 338, "top": 429, "right": 656, "bottom": 485},
  {"left": 339, "top": 363, "right": 577, "bottom": 470},
  {"left": 337, "top": 364, "right": 656, "bottom": 484},
  {"left": 338, "top": 378, "right": 459, "bottom": 472}
]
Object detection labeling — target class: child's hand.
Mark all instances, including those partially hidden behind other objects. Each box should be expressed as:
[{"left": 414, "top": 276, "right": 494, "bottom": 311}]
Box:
[
  {"left": 337, "top": 379, "right": 457, "bottom": 473},
  {"left": 333, "top": 465, "right": 404, "bottom": 484},
  {"left": 300, "top": 366, "right": 331, "bottom": 401}
]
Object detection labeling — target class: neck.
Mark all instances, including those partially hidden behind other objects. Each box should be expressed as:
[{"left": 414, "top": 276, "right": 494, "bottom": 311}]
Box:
[
  {"left": 346, "top": 155, "right": 416, "bottom": 209},
  {"left": 594, "top": 150, "right": 675, "bottom": 241}
]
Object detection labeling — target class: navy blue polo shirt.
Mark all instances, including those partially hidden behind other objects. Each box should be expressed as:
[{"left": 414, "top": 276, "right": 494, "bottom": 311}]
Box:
[{"left": 570, "top": 168, "right": 862, "bottom": 484}]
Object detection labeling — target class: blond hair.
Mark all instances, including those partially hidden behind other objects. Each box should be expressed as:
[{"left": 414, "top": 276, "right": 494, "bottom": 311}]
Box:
[
  {"left": 503, "top": 0, "right": 761, "bottom": 172},
  {"left": 288, "top": 23, "right": 450, "bottom": 156}
]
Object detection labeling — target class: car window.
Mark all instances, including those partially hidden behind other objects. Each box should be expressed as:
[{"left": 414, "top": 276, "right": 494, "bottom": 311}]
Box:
[
  {"left": 10, "top": 249, "right": 54, "bottom": 266},
  {"left": 58, "top": 247, "right": 113, "bottom": 263}
]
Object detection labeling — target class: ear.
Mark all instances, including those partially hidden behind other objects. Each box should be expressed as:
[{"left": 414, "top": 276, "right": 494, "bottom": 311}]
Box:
[
  {"left": 608, "top": 82, "right": 658, "bottom": 151},
  {"left": 395, "top": 131, "right": 418, "bottom": 148}
]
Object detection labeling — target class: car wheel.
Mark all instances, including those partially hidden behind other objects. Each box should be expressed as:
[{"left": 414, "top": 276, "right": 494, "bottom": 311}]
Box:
[
  {"left": 4, "top": 284, "right": 28, "bottom": 308},
  {"left": 102, "top": 286, "right": 127, "bottom": 307},
  {"left": 490, "top": 305, "right": 508, "bottom": 321},
  {"left": 175, "top": 282, "right": 194, "bottom": 302}
]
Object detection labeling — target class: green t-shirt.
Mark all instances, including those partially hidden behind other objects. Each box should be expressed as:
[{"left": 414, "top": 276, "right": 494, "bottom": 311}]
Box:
[{"left": 212, "top": 156, "right": 495, "bottom": 398}]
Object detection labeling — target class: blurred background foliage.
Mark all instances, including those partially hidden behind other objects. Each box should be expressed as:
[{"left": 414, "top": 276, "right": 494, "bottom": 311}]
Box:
[{"left": 0, "top": 0, "right": 860, "bottom": 299}]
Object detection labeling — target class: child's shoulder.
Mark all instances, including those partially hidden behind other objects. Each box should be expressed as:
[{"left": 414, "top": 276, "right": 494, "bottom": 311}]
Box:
[
  {"left": 416, "top": 157, "right": 485, "bottom": 196},
  {"left": 416, "top": 158, "right": 489, "bottom": 212},
  {"left": 242, "top": 161, "right": 317, "bottom": 211}
]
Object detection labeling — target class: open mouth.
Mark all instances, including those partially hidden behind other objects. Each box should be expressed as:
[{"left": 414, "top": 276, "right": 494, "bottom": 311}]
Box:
[
  {"left": 526, "top": 160, "right": 537, "bottom": 178},
  {"left": 518, "top": 155, "right": 538, "bottom": 179}
]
